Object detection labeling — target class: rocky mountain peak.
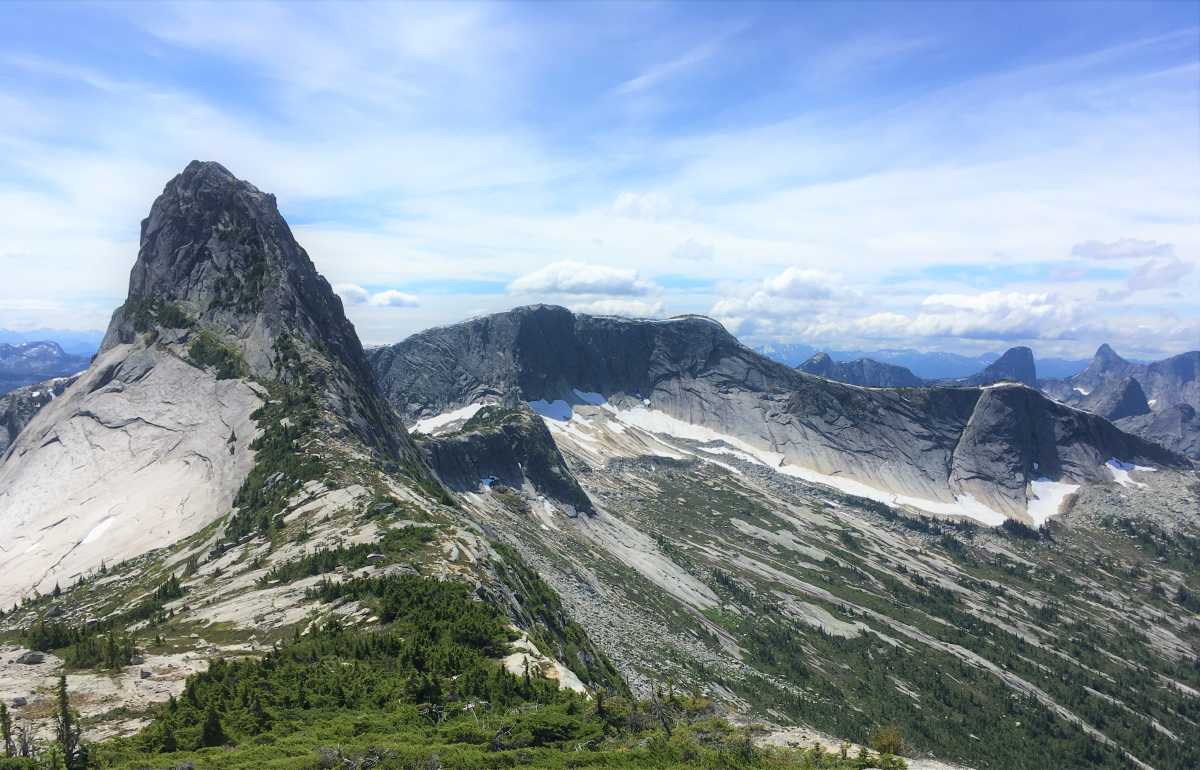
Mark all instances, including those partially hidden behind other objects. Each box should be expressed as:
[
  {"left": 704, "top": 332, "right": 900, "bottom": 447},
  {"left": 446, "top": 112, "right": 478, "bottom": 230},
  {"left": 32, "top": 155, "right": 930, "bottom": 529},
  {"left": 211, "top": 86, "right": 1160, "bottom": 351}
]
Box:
[
  {"left": 100, "top": 160, "right": 362, "bottom": 382},
  {"left": 967, "top": 345, "right": 1037, "bottom": 387},
  {"left": 1094, "top": 343, "right": 1124, "bottom": 365},
  {"left": 97, "top": 160, "right": 416, "bottom": 460}
]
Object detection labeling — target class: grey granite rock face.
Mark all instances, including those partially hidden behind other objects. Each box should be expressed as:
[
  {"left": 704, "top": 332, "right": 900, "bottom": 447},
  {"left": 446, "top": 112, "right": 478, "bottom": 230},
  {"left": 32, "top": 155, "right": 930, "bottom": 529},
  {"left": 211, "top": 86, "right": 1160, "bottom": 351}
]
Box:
[
  {"left": 962, "top": 346, "right": 1037, "bottom": 388},
  {"left": 370, "top": 306, "right": 1190, "bottom": 520},
  {"left": 797, "top": 352, "right": 923, "bottom": 387},
  {"left": 1040, "top": 345, "right": 1200, "bottom": 459}
]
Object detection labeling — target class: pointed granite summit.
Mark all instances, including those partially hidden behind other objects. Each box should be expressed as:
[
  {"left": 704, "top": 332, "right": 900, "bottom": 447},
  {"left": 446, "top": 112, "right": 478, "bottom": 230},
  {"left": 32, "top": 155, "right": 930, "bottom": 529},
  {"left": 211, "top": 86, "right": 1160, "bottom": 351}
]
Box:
[
  {"left": 964, "top": 346, "right": 1037, "bottom": 388},
  {"left": 0, "top": 161, "right": 430, "bottom": 605}
]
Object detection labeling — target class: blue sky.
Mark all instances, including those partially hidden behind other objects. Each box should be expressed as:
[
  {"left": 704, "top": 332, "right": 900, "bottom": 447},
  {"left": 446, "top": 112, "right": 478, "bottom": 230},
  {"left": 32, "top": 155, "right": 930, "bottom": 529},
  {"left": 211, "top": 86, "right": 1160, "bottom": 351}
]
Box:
[{"left": 0, "top": 1, "right": 1197, "bottom": 358}]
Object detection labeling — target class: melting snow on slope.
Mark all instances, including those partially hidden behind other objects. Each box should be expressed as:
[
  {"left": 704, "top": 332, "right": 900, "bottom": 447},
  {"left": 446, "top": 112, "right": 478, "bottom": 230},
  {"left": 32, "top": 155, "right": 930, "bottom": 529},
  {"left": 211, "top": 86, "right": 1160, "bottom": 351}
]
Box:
[
  {"left": 411, "top": 403, "right": 487, "bottom": 434},
  {"left": 1073, "top": 386, "right": 1091, "bottom": 396},
  {"left": 1105, "top": 458, "right": 1155, "bottom": 488},
  {"left": 1026, "top": 479, "right": 1080, "bottom": 526},
  {"left": 81, "top": 516, "right": 117, "bottom": 545},
  {"left": 609, "top": 405, "right": 1011, "bottom": 526}
]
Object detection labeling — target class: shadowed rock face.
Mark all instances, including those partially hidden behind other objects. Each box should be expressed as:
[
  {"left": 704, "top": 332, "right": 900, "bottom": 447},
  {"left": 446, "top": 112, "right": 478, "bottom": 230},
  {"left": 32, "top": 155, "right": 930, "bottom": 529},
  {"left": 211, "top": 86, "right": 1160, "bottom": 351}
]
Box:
[
  {"left": 1086, "top": 377, "right": 1151, "bottom": 421},
  {"left": 797, "top": 352, "right": 923, "bottom": 387},
  {"left": 963, "top": 346, "right": 1037, "bottom": 387},
  {"left": 419, "top": 406, "right": 594, "bottom": 514},
  {"left": 370, "top": 306, "right": 1189, "bottom": 520}
]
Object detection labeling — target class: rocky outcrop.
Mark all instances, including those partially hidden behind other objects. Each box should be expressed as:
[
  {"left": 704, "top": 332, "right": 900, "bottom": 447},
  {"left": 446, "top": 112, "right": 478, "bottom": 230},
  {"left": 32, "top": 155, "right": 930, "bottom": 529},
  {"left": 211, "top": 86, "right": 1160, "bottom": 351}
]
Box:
[
  {"left": 370, "top": 306, "right": 1190, "bottom": 522},
  {"left": 419, "top": 406, "right": 594, "bottom": 514},
  {"left": 797, "top": 352, "right": 923, "bottom": 387},
  {"left": 0, "top": 374, "right": 79, "bottom": 455},
  {"left": 962, "top": 346, "right": 1037, "bottom": 387}
]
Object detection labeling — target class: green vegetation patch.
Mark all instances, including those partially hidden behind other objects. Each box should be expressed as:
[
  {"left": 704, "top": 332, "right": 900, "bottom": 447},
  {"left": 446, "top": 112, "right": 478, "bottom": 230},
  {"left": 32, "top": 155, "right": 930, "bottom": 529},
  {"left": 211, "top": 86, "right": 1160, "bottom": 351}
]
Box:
[{"left": 186, "top": 330, "right": 246, "bottom": 380}]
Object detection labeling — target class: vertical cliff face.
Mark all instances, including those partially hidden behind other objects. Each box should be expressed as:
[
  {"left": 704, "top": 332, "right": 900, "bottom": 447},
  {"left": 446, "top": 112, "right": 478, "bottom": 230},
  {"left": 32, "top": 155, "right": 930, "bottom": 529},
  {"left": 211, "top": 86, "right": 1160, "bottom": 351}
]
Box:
[{"left": 0, "top": 162, "right": 429, "bottom": 605}]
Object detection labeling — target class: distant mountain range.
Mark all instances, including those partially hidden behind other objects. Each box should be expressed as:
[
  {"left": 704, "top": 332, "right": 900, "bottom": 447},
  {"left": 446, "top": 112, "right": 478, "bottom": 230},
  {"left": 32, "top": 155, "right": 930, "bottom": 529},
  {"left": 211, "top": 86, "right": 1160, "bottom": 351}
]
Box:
[
  {"left": 757, "top": 342, "right": 1091, "bottom": 379},
  {"left": 0, "top": 340, "right": 92, "bottom": 395},
  {"left": 0, "top": 328, "right": 102, "bottom": 356}
]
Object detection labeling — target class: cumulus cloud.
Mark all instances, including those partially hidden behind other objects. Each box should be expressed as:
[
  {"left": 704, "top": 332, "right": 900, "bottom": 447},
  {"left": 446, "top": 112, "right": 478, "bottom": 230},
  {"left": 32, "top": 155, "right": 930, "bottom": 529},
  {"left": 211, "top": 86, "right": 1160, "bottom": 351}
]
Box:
[
  {"left": 571, "top": 298, "right": 665, "bottom": 317},
  {"left": 335, "top": 283, "right": 419, "bottom": 308},
  {"left": 1071, "top": 238, "right": 1175, "bottom": 260},
  {"left": 508, "top": 261, "right": 657, "bottom": 296},
  {"left": 849, "top": 291, "right": 1091, "bottom": 341},
  {"left": 367, "top": 290, "right": 420, "bottom": 307},
  {"left": 709, "top": 266, "right": 851, "bottom": 331},
  {"left": 333, "top": 283, "right": 370, "bottom": 305}
]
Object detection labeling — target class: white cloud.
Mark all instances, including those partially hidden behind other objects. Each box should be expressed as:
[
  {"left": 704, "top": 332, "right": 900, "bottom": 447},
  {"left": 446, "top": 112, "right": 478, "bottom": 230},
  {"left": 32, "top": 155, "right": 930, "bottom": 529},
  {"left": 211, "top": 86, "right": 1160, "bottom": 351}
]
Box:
[
  {"left": 508, "top": 261, "right": 657, "bottom": 296},
  {"left": 709, "top": 266, "right": 851, "bottom": 329},
  {"left": 672, "top": 237, "right": 714, "bottom": 261},
  {"left": 762, "top": 267, "right": 843, "bottom": 300},
  {"left": 333, "top": 283, "right": 370, "bottom": 305},
  {"left": 367, "top": 290, "right": 420, "bottom": 308},
  {"left": 1071, "top": 238, "right": 1175, "bottom": 260},
  {"left": 571, "top": 298, "right": 665, "bottom": 317},
  {"left": 1126, "top": 257, "right": 1195, "bottom": 291},
  {"left": 612, "top": 191, "right": 691, "bottom": 221}
]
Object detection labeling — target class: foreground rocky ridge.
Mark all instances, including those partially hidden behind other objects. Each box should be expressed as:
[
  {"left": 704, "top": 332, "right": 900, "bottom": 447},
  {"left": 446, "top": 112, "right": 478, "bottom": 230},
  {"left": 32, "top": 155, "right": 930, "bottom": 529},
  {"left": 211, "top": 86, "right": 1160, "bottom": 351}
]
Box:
[{"left": 370, "top": 305, "right": 1189, "bottom": 523}]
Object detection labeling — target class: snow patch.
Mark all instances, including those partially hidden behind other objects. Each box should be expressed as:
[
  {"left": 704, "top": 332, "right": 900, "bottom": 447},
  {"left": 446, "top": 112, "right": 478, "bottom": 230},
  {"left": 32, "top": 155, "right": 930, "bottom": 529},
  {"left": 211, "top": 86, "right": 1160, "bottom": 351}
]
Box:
[
  {"left": 1105, "top": 458, "right": 1154, "bottom": 489},
  {"left": 411, "top": 403, "right": 487, "bottom": 434},
  {"left": 612, "top": 405, "right": 1011, "bottom": 525},
  {"left": 1073, "top": 386, "right": 1091, "bottom": 396},
  {"left": 1027, "top": 479, "right": 1080, "bottom": 526},
  {"left": 81, "top": 516, "right": 116, "bottom": 545}
]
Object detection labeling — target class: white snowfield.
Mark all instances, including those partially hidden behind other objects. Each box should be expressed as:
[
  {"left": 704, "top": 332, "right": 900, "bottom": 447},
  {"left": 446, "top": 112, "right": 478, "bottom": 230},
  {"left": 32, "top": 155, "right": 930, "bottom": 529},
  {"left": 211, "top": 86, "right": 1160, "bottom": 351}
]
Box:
[
  {"left": 0, "top": 341, "right": 263, "bottom": 606},
  {"left": 409, "top": 402, "right": 491, "bottom": 435},
  {"left": 522, "top": 392, "right": 1092, "bottom": 529}
]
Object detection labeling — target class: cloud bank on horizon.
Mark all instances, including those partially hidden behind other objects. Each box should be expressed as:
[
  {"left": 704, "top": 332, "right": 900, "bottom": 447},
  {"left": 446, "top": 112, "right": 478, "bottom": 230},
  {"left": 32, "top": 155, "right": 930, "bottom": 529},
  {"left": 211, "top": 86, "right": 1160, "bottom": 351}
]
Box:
[{"left": 0, "top": 1, "right": 1196, "bottom": 359}]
